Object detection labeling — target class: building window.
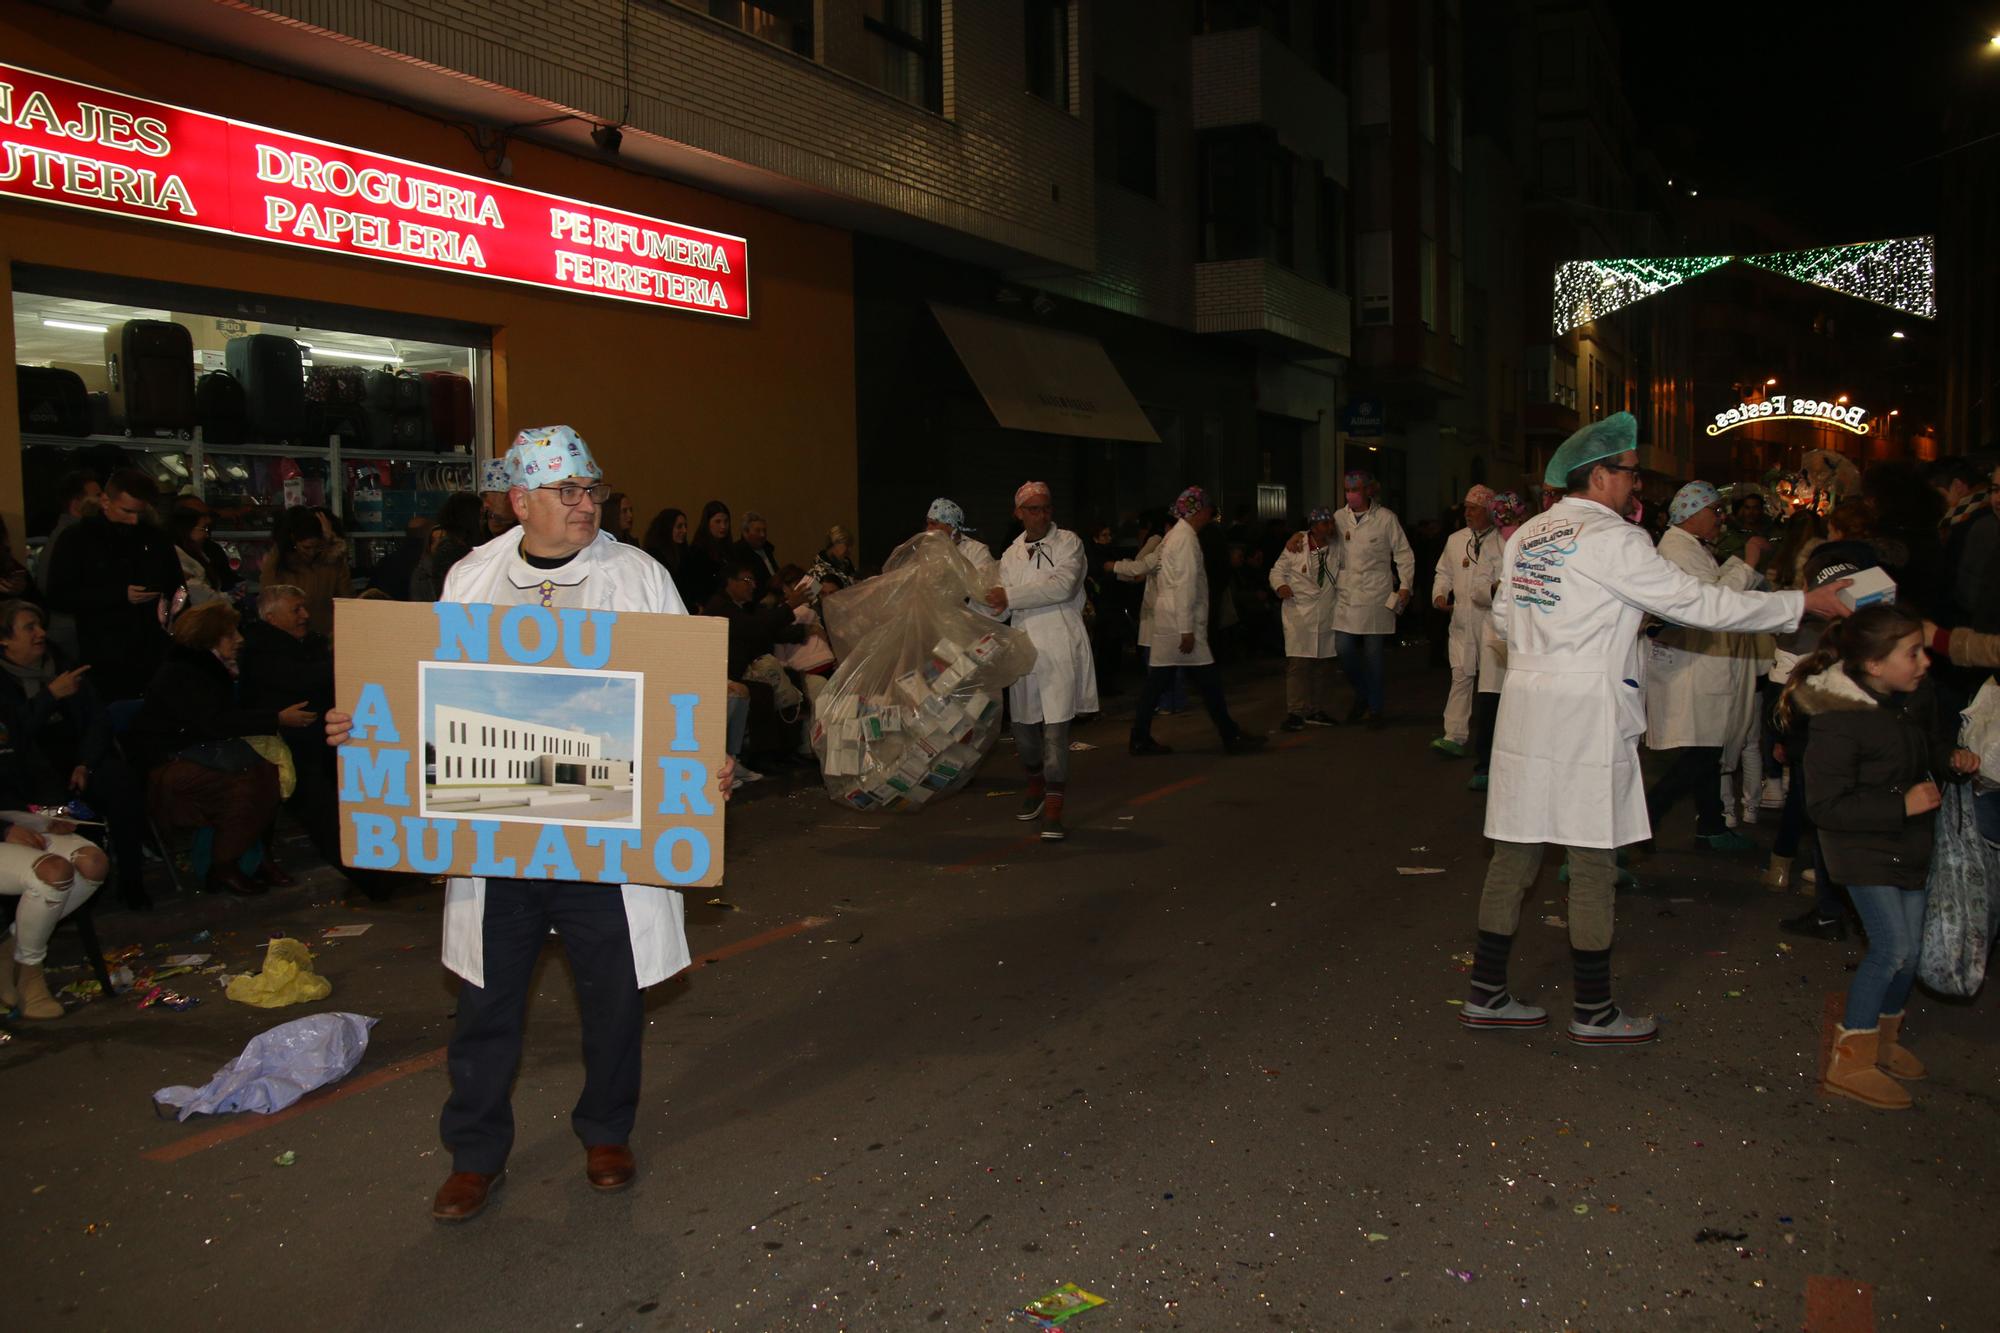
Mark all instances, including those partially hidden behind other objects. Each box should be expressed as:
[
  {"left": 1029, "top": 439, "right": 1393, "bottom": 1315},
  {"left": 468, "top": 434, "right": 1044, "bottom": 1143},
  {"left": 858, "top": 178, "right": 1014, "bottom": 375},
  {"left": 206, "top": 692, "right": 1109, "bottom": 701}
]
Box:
[
  {"left": 1419, "top": 237, "right": 1437, "bottom": 330},
  {"left": 1317, "top": 175, "right": 1347, "bottom": 291},
  {"left": 671, "top": 0, "right": 815, "bottom": 58},
  {"left": 1539, "top": 29, "right": 1573, "bottom": 87},
  {"left": 1418, "top": 60, "right": 1436, "bottom": 142},
  {"left": 1539, "top": 138, "right": 1575, "bottom": 195},
  {"left": 1194, "top": 0, "right": 1289, "bottom": 39},
  {"left": 1198, "top": 128, "right": 1295, "bottom": 267},
  {"left": 864, "top": 0, "right": 942, "bottom": 113},
  {"left": 1358, "top": 231, "right": 1392, "bottom": 325},
  {"left": 1097, "top": 81, "right": 1159, "bottom": 199},
  {"left": 1025, "top": 0, "right": 1071, "bottom": 111},
  {"left": 1450, "top": 257, "right": 1464, "bottom": 346}
]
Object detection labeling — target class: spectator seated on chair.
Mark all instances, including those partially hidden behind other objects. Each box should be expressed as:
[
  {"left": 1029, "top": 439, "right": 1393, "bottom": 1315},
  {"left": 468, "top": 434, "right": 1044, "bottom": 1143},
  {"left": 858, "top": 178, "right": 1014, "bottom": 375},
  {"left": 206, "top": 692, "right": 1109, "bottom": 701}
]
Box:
[
  {"left": 0, "top": 598, "right": 153, "bottom": 909},
  {"left": 0, "top": 814, "right": 107, "bottom": 1020},
  {"left": 126, "top": 602, "right": 315, "bottom": 897}
]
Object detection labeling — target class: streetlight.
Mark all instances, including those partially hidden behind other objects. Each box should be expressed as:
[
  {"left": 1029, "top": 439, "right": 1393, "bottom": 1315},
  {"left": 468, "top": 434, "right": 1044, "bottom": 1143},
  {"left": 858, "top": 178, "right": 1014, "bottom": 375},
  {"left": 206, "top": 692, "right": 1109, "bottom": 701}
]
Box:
[
  {"left": 1837, "top": 394, "right": 1849, "bottom": 404},
  {"left": 1891, "top": 330, "right": 1906, "bottom": 339},
  {"left": 1765, "top": 377, "right": 1779, "bottom": 387}
]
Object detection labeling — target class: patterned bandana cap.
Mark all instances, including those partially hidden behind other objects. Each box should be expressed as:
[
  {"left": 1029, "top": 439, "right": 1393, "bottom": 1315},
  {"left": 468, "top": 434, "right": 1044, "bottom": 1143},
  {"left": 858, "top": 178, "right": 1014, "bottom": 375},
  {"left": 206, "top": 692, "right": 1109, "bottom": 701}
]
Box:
[
  {"left": 505, "top": 425, "right": 602, "bottom": 489},
  {"left": 1542, "top": 412, "right": 1637, "bottom": 487},
  {"left": 1306, "top": 506, "right": 1335, "bottom": 525},
  {"left": 1013, "top": 481, "right": 1052, "bottom": 510},
  {"left": 1669, "top": 480, "right": 1721, "bottom": 526},
  {"left": 1343, "top": 470, "right": 1375, "bottom": 492},
  {"left": 479, "top": 459, "right": 513, "bottom": 494},
  {"left": 1172, "top": 485, "right": 1211, "bottom": 520},
  {"left": 927, "top": 497, "right": 969, "bottom": 532},
  {"left": 1464, "top": 484, "right": 1496, "bottom": 510},
  {"left": 1487, "top": 491, "right": 1527, "bottom": 530}
]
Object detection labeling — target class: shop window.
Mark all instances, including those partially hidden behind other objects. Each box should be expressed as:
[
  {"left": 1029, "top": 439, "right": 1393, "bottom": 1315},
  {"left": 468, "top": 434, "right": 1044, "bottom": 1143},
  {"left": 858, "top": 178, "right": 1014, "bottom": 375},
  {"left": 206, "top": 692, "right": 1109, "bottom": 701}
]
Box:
[
  {"left": 1097, "top": 82, "right": 1159, "bottom": 199},
  {"left": 1025, "top": 0, "right": 1072, "bottom": 110},
  {"left": 668, "top": 0, "right": 815, "bottom": 58},
  {"left": 864, "top": 0, "right": 942, "bottom": 113},
  {"left": 13, "top": 266, "right": 489, "bottom": 589}
]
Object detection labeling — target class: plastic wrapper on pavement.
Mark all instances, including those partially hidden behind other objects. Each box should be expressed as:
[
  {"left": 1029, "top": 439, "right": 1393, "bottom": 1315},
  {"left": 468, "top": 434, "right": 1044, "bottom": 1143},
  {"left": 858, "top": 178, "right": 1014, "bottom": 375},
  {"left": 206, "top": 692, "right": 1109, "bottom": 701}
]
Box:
[
  {"left": 1917, "top": 784, "right": 2000, "bottom": 997},
  {"left": 153, "top": 1013, "right": 378, "bottom": 1120},
  {"left": 812, "top": 532, "right": 1038, "bottom": 811},
  {"left": 225, "top": 936, "right": 333, "bottom": 1008}
]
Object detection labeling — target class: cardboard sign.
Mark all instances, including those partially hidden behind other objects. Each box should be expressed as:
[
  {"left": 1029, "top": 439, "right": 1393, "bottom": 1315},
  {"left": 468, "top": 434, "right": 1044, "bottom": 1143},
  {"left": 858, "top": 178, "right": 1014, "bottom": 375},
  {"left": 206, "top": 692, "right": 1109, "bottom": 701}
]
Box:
[{"left": 334, "top": 600, "right": 727, "bottom": 888}]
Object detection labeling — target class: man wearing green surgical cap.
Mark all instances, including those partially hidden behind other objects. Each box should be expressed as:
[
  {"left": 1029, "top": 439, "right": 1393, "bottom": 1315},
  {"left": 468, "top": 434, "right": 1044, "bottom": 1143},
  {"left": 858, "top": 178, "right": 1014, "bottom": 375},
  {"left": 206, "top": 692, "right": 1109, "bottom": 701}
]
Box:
[{"left": 1458, "top": 413, "right": 1854, "bottom": 1048}]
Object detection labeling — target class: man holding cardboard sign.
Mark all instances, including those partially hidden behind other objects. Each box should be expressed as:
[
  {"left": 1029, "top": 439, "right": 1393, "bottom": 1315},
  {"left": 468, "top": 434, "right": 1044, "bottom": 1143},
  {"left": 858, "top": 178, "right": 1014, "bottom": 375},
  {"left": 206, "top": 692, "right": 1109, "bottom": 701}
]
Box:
[{"left": 330, "top": 426, "right": 726, "bottom": 1224}]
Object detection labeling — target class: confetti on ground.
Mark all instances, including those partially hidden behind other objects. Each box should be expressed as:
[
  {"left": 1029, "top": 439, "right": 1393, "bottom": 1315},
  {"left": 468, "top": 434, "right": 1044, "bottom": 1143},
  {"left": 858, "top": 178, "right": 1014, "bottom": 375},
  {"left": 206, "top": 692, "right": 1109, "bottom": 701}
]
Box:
[
  {"left": 273, "top": 1151, "right": 296, "bottom": 1167},
  {"left": 1397, "top": 867, "right": 1446, "bottom": 876},
  {"left": 1573, "top": 1204, "right": 1590, "bottom": 1215},
  {"left": 1365, "top": 1233, "right": 1389, "bottom": 1243},
  {"left": 322, "top": 925, "right": 372, "bottom": 939},
  {"left": 1543, "top": 915, "right": 1568, "bottom": 928}
]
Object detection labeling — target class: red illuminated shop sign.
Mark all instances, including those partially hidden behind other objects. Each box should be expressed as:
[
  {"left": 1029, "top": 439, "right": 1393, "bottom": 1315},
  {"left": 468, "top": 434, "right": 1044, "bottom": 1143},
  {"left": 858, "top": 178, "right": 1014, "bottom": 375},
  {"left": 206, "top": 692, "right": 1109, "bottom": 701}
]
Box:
[{"left": 0, "top": 62, "right": 750, "bottom": 319}]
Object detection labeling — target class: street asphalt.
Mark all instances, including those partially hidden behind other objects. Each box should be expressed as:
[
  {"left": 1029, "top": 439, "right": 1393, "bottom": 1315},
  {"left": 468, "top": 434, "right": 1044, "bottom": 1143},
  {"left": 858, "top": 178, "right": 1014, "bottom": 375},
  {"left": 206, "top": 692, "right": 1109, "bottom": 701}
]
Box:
[{"left": 5, "top": 650, "right": 1993, "bottom": 1332}]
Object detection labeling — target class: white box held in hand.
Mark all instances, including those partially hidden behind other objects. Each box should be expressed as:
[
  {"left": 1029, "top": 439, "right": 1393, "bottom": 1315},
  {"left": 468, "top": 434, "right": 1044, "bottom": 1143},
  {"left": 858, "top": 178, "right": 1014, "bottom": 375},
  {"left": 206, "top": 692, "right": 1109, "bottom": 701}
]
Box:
[{"left": 1836, "top": 566, "right": 1897, "bottom": 611}]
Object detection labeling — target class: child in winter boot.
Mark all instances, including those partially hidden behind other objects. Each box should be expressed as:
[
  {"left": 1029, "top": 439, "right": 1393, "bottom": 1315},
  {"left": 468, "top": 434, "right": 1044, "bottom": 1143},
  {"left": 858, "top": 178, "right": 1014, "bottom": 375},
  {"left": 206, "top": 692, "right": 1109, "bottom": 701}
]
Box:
[{"left": 1778, "top": 604, "right": 1979, "bottom": 1109}]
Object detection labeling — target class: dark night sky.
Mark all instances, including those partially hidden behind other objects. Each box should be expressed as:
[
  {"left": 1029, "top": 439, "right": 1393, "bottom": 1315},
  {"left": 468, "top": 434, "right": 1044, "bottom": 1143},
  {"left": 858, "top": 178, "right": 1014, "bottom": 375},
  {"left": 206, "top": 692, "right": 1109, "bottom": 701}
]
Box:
[{"left": 1616, "top": 1, "right": 1996, "bottom": 243}]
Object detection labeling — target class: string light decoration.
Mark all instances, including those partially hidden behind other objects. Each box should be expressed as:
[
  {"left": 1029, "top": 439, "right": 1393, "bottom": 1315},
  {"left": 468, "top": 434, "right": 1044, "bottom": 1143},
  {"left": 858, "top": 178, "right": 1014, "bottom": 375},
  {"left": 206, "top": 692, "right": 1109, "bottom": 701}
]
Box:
[
  {"left": 1551, "top": 257, "right": 1730, "bottom": 334},
  {"left": 1739, "top": 236, "right": 1936, "bottom": 321},
  {"left": 1551, "top": 235, "right": 1936, "bottom": 334}
]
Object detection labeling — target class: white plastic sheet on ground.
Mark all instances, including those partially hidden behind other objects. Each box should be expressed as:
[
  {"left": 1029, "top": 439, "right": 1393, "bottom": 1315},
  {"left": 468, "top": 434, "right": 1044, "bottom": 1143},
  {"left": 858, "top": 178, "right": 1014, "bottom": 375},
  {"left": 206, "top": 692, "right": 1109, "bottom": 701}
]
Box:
[
  {"left": 813, "top": 532, "right": 1037, "bottom": 811},
  {"left": 153, "top": 1013, "right": 378, "bottom": 1120}
]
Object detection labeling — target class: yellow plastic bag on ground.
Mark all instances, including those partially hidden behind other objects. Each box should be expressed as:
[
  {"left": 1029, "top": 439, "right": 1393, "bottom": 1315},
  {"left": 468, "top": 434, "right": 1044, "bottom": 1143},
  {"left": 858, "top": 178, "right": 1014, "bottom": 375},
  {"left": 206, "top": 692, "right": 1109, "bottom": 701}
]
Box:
[{"left": 225, "top": 937, "right": 331, "bottom": 1008}]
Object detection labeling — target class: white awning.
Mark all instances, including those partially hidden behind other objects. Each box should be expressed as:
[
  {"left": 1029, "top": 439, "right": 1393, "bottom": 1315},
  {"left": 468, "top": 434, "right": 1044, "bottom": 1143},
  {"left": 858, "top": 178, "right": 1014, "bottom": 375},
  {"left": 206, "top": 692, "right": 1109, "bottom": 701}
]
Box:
[{"left": 929, "top": 302, "right": 1161, "bottom": 443}]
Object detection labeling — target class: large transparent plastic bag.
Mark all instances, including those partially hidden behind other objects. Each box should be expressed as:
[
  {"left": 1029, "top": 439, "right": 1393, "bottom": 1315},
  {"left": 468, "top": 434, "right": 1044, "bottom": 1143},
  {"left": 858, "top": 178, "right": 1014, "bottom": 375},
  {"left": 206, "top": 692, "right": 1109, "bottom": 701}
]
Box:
[
  {"left": 153, "top": 1013, "right": 377, "bottom": 1120},
  {"left": 1917, "top": 783, "right": 2000, "bottom": 998},
  {"left": 812, "top": 532, "right": 1038, "bottom": 811}
]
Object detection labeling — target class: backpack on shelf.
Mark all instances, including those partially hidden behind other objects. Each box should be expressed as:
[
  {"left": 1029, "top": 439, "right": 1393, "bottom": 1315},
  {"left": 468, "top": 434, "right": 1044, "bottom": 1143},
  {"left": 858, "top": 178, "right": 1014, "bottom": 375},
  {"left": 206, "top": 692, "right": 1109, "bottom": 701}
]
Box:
[{"left": 195, "top": 370, "right": 250, "bottom": 446}]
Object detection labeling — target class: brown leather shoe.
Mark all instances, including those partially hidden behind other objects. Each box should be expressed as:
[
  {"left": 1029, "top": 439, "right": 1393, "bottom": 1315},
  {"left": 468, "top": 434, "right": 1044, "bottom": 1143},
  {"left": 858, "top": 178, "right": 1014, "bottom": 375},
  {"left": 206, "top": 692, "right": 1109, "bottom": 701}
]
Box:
[
  {"left": 207, "top": 865, "right": 266, "bottom": 897},
  {"left": 432, "top": 1170, "right": 503, "bottom": 1222},
  {"left": 585, "top": 1144, "right": 636, "bottom": 1191}
]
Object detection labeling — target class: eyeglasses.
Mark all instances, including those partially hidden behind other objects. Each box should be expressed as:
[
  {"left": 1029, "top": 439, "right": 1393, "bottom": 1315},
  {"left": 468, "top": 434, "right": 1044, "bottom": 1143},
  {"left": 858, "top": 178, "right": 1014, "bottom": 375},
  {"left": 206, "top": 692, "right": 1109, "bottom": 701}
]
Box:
[
  {"left": 1599, "top": 464, "right": 1642, "bottom": 477},
  {"left": 549, "top": 483, "right": 612, "bottom": 507}
]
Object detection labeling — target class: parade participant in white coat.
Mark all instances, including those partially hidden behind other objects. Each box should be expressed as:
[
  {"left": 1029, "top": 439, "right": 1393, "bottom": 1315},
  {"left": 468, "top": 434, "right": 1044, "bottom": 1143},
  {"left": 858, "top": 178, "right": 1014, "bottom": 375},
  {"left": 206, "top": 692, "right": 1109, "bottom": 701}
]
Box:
[
  {"left": 1431, "top": 485, "right": 1503, "bottom": 757},
  {"left": 1333, "top": 471, "right": 1415, "bottom": 729},
  {"left": 1641, "top": 481, "right": 1772, "bottom": 854},
  {"left": 1459, "top": 414, "right": 1850, "bottom": 1047},
  {"left": 1468, "top": 491, "right": 1526, "bottom": 791},
  {"left": 1269, "top": 506, "right": 1341, "bottom": 731},
  {"left": 925, "top": 497, "right": 997, "bottom": 585},
  {"left": 986, "top": 482, "right": 1095, "bottom": 842},
  {"left": 326, "top": 425, "right": 724, "bottom": 1224},
  {"left": 1128, "top": 487, "right": 1262, "bottom": 758}
]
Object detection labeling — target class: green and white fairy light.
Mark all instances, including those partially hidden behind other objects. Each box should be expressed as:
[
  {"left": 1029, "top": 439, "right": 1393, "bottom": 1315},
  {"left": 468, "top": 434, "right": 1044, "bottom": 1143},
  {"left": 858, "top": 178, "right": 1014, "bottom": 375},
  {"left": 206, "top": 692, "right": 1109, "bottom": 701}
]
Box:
[{"left": 1551, "top": 235, "right": 1935, "bottom": 334}]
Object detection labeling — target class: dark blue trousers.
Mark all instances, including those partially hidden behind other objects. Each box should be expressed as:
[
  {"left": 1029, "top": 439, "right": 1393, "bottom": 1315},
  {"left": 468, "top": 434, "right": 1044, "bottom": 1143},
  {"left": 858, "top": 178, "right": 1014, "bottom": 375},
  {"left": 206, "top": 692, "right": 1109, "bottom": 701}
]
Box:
[{"left": 440, "top": 879, "right": 644, "bottom": 1174}]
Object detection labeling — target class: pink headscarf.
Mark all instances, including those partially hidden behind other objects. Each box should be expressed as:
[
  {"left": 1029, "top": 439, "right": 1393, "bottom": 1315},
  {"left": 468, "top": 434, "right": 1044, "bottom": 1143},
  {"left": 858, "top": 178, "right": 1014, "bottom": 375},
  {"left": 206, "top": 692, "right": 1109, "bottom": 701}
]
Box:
[
  {"left": 1464, "top": 484, "right": 1496, "bottom": 510},
  {"left": 1013, "top": 481, "right": 1052, "bottom": 509}
]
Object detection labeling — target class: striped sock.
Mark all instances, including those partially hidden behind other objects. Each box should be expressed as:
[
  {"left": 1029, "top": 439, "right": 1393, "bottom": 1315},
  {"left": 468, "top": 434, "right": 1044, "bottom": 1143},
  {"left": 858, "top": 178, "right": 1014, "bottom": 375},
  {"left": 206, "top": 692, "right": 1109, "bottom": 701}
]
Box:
[
  {"left": 1469, "top": 930, "right": 1514, "bottom": 1008},
  {"left": 1571, "top": 947, "right": 1617, "bottom": 1027}
]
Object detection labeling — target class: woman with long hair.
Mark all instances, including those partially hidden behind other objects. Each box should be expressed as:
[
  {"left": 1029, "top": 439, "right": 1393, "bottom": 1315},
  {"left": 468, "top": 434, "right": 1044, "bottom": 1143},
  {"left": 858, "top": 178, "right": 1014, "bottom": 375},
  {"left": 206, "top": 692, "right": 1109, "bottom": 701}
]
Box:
[
  {"left": 603, "top": 491, "right": 636, "bottom": 544},
  {"left": 682, "top": 500, "right": 733, "bottom": 607},
  {"left": 258, "top": 506, "right": 351, "bottom": 634},
  {"left": 410, "top": 492, "right": 486, "bottom": 602},
  {"left": 643, "top": 507, "right": 690, "bottom": 578},
  {"left": 168, "top": 507, "right": 227, "bottom": 607}
]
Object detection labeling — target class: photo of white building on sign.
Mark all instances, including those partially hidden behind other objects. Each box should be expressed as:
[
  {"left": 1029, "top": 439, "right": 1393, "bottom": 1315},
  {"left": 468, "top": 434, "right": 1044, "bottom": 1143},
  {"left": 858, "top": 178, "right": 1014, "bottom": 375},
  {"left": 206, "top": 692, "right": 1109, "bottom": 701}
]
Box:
[{"left": 419, "top": 664, "right": 642, "bottom": 825}]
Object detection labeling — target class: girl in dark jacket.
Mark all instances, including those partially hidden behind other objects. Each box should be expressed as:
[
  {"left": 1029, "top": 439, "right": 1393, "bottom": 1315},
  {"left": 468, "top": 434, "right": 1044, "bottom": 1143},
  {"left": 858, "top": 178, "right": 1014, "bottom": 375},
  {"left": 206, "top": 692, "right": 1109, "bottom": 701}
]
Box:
[{"left": 1779, "top": 604, "right": 1980, "bottom": 1109}]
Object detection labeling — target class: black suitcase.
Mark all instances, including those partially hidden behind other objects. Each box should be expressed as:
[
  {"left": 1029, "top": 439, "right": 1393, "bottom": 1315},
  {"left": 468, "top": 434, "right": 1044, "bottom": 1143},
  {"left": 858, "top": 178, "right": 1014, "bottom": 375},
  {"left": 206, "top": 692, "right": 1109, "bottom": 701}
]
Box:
[
  {"left": 196, "top": 370, "right": 249, "bottom": 445},
  {"left": 16, "top": 365, "right": 91, "bottom": 437},
  {"left": 224, "top": 334, "right": 307, "bottom": 444},
  {"left": 105, "top": 319, "right": 195, "bottom": 436}
]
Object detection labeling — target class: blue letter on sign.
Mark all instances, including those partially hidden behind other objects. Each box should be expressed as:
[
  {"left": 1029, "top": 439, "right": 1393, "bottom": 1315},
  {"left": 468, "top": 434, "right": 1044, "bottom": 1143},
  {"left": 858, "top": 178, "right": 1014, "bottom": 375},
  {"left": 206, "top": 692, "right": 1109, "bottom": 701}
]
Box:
[
  {"left": 339, "top": 747, "right": 411, "bottom": 806},
  {"left": 655, "top": 758, "right": 714, "bottom": 816},
  {"left": 584, "top": 827, "right": 643, "bottom": 884},
  {"left": 400, "top": 817, "right": 455, "bottom": 874},
  {"left": 348, "top": 682, "right": 399, "bottom": 743},
  {"left": 433, "top": 603, "right": 492, "bottom": 661},
  {"left": 350, "top": 812, "right": 398, "bottom": 869},
  {"left": 558, "top": 608, "right": 617, "bottom": 670},
  {"left": 468, "top": 820, "right": 518, "bottom": 877},
  {"left": 667, "top": 693, "right": 700, "bottom": 753},
  {"left": 499, "top": 605, "right": 558, "bottom": 664},
  {"left": 524, "top": 824, "right": 580, "bottom": 881},
  {"left": 651, "top": 828, "right": 711, "bottom": 885}
]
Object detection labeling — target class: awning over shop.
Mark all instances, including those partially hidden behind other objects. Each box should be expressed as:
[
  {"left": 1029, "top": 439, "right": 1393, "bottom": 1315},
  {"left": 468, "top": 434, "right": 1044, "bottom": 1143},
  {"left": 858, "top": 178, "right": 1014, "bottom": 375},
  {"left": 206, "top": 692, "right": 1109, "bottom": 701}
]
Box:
[{"left": 929, "top": 302, "right": 1161, "bottom": 443}]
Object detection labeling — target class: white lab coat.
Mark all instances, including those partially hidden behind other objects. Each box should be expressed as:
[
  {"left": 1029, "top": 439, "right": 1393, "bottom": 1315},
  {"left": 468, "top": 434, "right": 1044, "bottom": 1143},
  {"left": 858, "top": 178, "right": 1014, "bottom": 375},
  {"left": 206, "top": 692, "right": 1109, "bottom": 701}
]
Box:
[
  {"left": 1432, "top": 525, "right": 1503, "bottom": 675},
  {"left": 955, "top": 532, "right": 997, "bottom": 584},
  {"left": 1643, "top": 525, "right": 1765, "bottom": 753},
  {"left": 436, "top": 527, "right": 693, "bottom": 989},
  {"left": 1111, "top": 533, "right": 1164, "bottom": 645},
  {"left": 1333, "top": 504, "right": 1416, "bottom": 635},
  {"left": 1485, "top": 498, "right": 1804, "bottom": 850},
  {"left": 1269, "top": 533, "right": 1339, "bottom": 659},
  {"left": 1143, "top": 519, "right": 1214, "bottom": 668},
  {"left": 1000, "top": 526, "right": 1097, "bottom": 725}
]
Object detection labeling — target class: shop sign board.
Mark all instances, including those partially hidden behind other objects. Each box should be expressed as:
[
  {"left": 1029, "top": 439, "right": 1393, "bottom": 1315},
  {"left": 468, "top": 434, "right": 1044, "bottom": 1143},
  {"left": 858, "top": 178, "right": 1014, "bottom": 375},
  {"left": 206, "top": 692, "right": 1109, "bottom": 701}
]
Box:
[
  {"left": 334, "top": 600, "right": 728, "bottom": 888},
  {"left": 1340, "top": 399, "right": 1384, "bottom": 437},
  {"left": 0, "top": 61, "right": 750, "bottom": 319}
]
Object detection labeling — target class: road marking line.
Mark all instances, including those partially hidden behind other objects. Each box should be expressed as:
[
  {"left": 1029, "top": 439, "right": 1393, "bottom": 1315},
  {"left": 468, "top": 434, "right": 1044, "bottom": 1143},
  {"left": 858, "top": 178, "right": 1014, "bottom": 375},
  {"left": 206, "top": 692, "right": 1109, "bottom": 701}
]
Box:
[
  {"left": 1803, "top": 1275, "right": 1875, "bottom": 1332},
  {"left": 144, "top": 915, "right": 832, "bottom": 1163}
]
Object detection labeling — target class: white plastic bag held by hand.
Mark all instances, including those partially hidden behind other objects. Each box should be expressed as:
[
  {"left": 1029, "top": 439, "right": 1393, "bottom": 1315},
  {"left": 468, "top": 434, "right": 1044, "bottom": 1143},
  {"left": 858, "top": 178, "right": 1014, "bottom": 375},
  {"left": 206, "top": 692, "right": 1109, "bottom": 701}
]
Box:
[
  {"left": 153, "top": 1013, "right": 378, "bottom": 1120},
  {"left": 1961, "top": 680, "right": 2000, "bottom": 794}
]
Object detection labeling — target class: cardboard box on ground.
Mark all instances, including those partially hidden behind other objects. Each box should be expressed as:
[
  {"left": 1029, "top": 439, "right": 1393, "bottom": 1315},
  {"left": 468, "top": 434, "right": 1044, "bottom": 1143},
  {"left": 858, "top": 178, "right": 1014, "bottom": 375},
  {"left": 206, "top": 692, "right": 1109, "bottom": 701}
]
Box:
[
  {"left": 812, "top": 533, "right": 1039, "bottom": 812},
  {"left": 333, "top": 600, "right": 729, "bottom": 888}
]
